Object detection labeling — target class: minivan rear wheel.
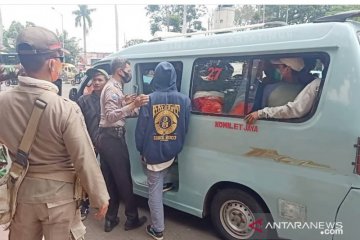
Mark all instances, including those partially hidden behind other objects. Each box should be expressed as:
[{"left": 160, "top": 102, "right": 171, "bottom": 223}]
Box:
[{"left": 211, "top": 188, "right": 275, "bottom": 240}]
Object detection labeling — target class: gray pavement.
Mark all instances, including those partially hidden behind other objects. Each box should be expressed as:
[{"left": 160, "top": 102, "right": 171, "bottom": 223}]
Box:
[
  {"left": 84, "top": 196, "right": 220, "bottom": 240},
  {"left": 1, "top": 196, "right": 220, "bottom": 240}
]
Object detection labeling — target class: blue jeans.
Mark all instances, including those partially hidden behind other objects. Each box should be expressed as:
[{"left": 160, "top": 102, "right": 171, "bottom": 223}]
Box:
[{"left": 147, "top": 167, "right": 169, "bottom": 232}]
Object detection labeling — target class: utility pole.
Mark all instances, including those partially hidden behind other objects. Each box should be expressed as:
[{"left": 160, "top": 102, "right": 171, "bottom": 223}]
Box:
[
  {"left": 115, "top": 5, "right": 119, "bottom": 51},
  {"left": 166, "top": 5, "right": 170, "bottom": 32},
  {"left": 286, "top": 5, "right": 289, "bottom": 24},
  {"left": 51, "top": 7, "right": 65, "bottom": 62},
  {"left": 263, "top": 5, "right": 265, "bottom": 23},
  {"left": 182, "top": 5, "right": 187, "bottom": 34}
]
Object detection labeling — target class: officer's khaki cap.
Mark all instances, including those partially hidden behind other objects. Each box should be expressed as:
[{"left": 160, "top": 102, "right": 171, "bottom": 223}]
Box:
[
  {"left": 271, "top": 58, "right": 305, "bottom": 72},
  {"left": 16, "top": 26, "right": 69, "bottom": 55}
]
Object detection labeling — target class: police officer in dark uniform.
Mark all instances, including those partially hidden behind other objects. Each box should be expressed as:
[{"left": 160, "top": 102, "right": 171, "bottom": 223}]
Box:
[{"left": 98, "top": 57, "right": 149, "bottom": 232}]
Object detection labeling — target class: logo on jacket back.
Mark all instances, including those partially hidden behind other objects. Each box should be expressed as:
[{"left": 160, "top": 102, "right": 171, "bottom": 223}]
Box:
[{"left": 153, "top": 104, "right": 180, "bottom": 141}]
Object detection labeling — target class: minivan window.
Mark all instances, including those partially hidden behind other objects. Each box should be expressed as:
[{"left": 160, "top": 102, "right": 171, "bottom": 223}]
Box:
[
  {"left": 190, "top": 54, "right": 328, "bottom": 121},
  {"left": 136, "top": 61, "right": 183, "bottom": 94}
]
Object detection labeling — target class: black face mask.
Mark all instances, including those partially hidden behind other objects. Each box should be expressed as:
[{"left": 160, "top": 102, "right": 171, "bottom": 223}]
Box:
[{"left": 122, "top": 71, "right": 132, "bottom": 83}]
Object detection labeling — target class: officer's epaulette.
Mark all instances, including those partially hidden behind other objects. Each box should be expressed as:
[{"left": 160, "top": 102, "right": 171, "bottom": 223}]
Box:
[{"left": 112, "top": 81, "right": 121, "bottom": 88}]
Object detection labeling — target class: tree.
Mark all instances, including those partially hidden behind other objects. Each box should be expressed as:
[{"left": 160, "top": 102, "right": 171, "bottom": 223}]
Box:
[
  {"left": 285, "top": 5, "right": 331, "bottom": 24},
  {"left": 257, "top": 5, "right": 331, "bottom": 24},
  {"left": 145, "top": 5, "right": 207, "bottom": 35},
  {"left": 3, "top": 21, "right": 26, "bottom": 52},
  {"left": 72, "top": 5, "right": 96, "bottom": 63},
  {"left": 2, "top": 21, "right": 82, "bottom": 65},
  {"left": 56, "top": 30, "right": 82, "bottom": 65},
  {"left": 234, "top": 5, "right": 257, "bottom": 25},
  {"left": 123, "top": 39, "right": 146, "bottom": 48},
  {"left": 234, "top": 5, "right": 333, "bottom": 26}
]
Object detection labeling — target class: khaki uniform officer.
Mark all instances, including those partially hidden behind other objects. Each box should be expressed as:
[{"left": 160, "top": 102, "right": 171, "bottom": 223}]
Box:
[{"left": 0, "top": 26, "right": 109, "bottom": 240}]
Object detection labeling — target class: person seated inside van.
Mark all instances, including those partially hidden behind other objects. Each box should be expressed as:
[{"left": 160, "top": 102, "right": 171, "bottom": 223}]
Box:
[
  {"left": 143, "top": 69, "right": 155, "bottom": 94},
  {"left": 252, "top": 58, "right": 308, "bottom": 112},
  {"left": 249, "top": 60, "right": 278, "bottom": 113},
  {"left": 245, "top": 57, "right": 321, "bottom": 124}
]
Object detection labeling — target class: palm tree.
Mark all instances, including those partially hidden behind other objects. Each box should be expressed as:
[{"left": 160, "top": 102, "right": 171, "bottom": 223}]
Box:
[{"left": 72, "top": 5, "right": 96, "bottom": 65}]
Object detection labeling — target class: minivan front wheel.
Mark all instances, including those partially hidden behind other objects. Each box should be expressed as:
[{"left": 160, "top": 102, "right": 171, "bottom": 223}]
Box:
[{"left": 211, "top": 188, "right": 275, "bottom": 240}]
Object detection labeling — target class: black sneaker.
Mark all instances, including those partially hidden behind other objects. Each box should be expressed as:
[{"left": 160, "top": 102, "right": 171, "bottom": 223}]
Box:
[
  {"left": 80, "top": 207, "right": 89, "bottom": 221},
  {"left": 146, "top": 225, "right": 163, "bottom": 240},
  {"left": 104, "top": 217, "right": 120, "bottom": 232},
  {"left": 124, "top": 216, "right": 147, "bottom": 231},
  {"left": 162, "top": 183, "right": 174, "bottom": 192}
]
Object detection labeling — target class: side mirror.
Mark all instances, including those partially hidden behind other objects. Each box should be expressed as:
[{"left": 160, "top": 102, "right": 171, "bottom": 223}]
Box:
[{"left": 69, "top": 88, "right": 78, "bottom": 101}]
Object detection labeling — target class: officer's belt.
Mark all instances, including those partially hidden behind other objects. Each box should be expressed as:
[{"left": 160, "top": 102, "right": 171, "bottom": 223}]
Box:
[
  {"left": 100, "top": 126, "right": 126, "bottom": 138},
  {"left": 26, "top": 171, "right": 76, "bottom": 183},
  {"left": 9, "top": 152, "right": 76, "bottom": 183}
]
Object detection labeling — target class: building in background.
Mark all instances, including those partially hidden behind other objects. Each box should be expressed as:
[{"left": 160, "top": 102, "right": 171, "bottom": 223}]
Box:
[
  {"left": 78, "top": 51, "right": 111, "bottom": 69},
  {"left": 210, "top": 5, "right": 235, "bottom": 30}
]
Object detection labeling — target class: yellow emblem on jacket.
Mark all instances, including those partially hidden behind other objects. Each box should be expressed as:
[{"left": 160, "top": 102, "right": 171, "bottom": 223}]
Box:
[{"left": 153, "top": 104, "right": 180, "bottom": 141}]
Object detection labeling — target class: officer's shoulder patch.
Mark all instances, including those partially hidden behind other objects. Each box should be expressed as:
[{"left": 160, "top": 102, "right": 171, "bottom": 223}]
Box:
[{"left": 111, "top": 93, "right": 119, "bottom": 101}]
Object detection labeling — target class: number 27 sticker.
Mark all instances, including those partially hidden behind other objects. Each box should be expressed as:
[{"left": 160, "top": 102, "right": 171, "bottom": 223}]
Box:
[{"left": 205, "top": 67, "right": 223, "bottom": 81}]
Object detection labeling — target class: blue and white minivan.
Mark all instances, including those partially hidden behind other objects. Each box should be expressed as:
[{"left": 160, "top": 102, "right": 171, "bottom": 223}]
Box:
[{"left": 69, "top": 11, "right": 360, "bottom": 240}]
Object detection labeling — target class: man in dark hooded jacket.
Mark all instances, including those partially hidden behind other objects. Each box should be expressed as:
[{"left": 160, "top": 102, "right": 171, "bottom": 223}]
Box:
[
  {"left": 135, "top": 62, "right": 190, "bottom": 240},
  {"left": 77, "top": 68, "right": 109, "bottom": 220}
]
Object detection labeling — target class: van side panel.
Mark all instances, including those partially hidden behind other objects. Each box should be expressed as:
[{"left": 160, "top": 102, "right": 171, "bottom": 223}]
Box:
[
  {"left": 104, "top": 22, "right": 360, "bottom": 240},
  {"left": 333, "top": 188, "right": 360, "bottom": 240}
]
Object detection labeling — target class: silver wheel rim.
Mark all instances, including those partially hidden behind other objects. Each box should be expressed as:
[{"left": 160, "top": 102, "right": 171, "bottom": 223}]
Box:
[{"left": 219, "top": 200, "right": 256, "bottom": 239}]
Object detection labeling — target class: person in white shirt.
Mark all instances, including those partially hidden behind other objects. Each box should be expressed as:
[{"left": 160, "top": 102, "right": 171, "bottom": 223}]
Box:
[{"left": 245, "top": 58, "right": 321, "bottom": 124}]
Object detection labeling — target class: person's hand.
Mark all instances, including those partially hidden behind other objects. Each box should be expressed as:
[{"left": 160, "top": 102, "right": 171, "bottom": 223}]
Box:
[
  {"left": 94, "top": 202, "right": 108, "bottom": 220},
  {"left": 134, "top": 94, "right": 149, "bottom": 108},
  {"left": 124, "top": 94, "right": 136, "bottom": 105},
  {"left": 244, "top": 111, "right": 259, "bottom": 124}
]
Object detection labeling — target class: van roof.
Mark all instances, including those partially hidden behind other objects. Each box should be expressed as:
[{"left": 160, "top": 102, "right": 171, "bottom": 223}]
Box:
[
  {"left": 99, "top": 12, "right": 360, "bottom": 63},
  {"left": 314, "top": 10, "right": 360, "bottom": 23}
]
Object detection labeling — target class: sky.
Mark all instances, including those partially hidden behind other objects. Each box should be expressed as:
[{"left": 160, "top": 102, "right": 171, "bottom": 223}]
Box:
[
  {"left": 1, "top": 5, "right": 157, "bottom": 53},
  {"left": 0, "top": 1, "right": 358, "bottom": 53},
  {"left": 0, "top": 4, "right": 219, "bottom": 53}
]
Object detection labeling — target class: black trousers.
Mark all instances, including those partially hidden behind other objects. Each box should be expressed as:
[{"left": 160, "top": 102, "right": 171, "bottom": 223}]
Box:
[{"left": 98, "top": 132, "right": 139, "bottom": 222}]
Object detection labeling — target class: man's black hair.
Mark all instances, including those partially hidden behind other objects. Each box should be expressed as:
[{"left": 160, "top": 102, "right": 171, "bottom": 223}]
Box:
[{"left": 111, "top": 58, "right": 130, "bottom": 75}]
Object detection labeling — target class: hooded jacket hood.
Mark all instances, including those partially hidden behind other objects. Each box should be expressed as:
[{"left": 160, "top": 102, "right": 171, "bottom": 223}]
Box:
[{"left": 151, "top": 62, "right": 177, "bottom": 92}]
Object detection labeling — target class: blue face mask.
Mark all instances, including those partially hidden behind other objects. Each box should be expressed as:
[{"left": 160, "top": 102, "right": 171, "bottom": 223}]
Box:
[
  {"left": 273, "top": 68, "right": 282, "bottom": 81},
  {"left": 143, "top": 75, "right": 153, "bottom": 84},
  {"left": 264, "top": 68, "right": 282, "bottom": 82}
]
